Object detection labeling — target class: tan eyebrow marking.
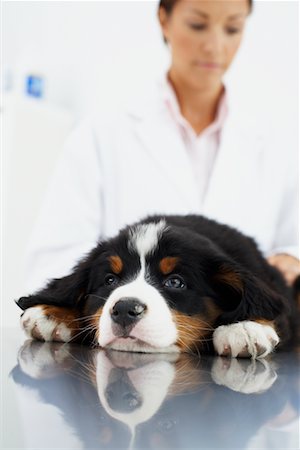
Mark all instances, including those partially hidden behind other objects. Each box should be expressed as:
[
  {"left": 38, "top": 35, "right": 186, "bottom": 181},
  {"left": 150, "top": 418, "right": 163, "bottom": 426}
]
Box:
[
  {"left": 159, "top": 257, "right": 180, "bottom": 275},
  {"left": 108, "top": 256, "right": 123, "bottom": 274}
]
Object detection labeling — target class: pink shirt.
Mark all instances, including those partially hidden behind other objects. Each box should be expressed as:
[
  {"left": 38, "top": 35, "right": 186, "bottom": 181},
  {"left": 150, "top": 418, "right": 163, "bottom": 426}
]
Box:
[{"left": 161, "top": 77, "right": 228, "bottom": 206}]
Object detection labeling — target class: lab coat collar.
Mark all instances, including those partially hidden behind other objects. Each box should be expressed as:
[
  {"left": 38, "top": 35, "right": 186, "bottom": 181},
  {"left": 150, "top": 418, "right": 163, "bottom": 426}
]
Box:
[
  {"left": 126, "top": 72, "right": 233, "bottom": 121},
  {"left": 125, "top": 74, "right": 263, "bottom": 214},
  {"left": 159, "top": 74, "right": 229, "bottom": 139}
]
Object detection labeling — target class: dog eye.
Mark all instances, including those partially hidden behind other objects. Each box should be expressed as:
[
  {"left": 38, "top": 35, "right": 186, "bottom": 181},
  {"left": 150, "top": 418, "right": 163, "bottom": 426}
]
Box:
[
  {"left": 105, "top": 274, "right": 119, "bottom": 286},
  {"left": 164, "top": 276, "right": 186, "bottom": 289}
]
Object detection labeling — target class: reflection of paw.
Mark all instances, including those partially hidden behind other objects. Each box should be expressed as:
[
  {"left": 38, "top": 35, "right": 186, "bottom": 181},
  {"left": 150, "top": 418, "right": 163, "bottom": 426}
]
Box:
[
  {"left": 21, "top": 306, "right": 72, "bottom": 342},
  {"left": 17, "top": 340, "right": 72, "bottom": 379},
  {"left": 211, "top": 357, "right": 277, "bottom": 394},
  {"left": 213, "top": 321, "right": 279, "bottom": 358}
]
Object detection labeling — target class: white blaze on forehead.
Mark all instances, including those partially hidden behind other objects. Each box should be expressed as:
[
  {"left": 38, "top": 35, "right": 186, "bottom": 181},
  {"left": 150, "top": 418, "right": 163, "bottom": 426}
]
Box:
[{"left": 128, "top": 220, "right": 167, "bottom": 259}]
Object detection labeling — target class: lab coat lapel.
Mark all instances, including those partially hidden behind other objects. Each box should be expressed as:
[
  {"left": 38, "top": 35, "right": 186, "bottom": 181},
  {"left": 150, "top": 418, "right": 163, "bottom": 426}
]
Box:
[
  {"left": 202, "top": 116, "right": 263, "bottom": 230},
  {"left": 132, "top": 108, "right": 199, "bottom": 209}
]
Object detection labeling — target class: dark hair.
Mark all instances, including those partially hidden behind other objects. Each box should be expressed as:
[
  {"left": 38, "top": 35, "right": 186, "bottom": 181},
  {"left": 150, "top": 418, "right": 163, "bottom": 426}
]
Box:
[
  {"left": 159, "top": 0, "right": 253, "bottom": 15},
  {"left": 159, "top": 0, "right": 253, "bottom": 43}
]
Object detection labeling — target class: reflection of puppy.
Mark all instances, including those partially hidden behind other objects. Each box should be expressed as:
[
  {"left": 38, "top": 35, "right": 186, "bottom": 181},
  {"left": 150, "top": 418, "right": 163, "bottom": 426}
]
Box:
[
  {"left": 11, "top": 342, "right": 297, "bottom": 450},
  {"left": 96, "top": 351, "right": 178, "bottom": 435},
  {"left": 17, "top": 215, "right": 299, "bottom": 358},
  {"left": 17, "top": 339, "right": 74, "bottom": 379}
]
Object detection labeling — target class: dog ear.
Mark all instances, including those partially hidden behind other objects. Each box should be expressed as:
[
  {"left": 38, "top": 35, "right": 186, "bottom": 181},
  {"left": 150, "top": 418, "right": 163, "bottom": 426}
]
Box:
[
  {"left": 16, "top": 246, "right": 102, "bottom": 311},
  {"left": 207, "top": 257, "right": 289, "bottom": 324},
  {"left": 16, "top": 266, "right": 89, "bottom": 311}
]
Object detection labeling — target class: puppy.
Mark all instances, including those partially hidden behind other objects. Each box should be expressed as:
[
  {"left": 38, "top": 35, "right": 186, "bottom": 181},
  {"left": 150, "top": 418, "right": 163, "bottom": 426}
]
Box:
[{"left": 17, "top": 215, "right": 298, "bottom": 358}]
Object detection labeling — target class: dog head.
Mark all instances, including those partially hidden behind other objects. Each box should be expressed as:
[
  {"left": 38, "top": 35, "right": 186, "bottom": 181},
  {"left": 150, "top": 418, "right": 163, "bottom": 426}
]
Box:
[{"left": 17, "top": 216, "right": 286, "bottom": 353}]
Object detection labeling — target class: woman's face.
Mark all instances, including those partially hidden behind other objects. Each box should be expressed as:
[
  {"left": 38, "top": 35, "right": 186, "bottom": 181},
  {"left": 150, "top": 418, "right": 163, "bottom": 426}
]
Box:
[{"left": 159, "top": 0, "right": 250, "bottom": 90}]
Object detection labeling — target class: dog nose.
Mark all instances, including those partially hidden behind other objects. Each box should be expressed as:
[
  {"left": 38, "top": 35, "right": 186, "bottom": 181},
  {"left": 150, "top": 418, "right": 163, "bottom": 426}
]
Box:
[{"left": 111, "top": 298, "right": 146, "bottom": 328}]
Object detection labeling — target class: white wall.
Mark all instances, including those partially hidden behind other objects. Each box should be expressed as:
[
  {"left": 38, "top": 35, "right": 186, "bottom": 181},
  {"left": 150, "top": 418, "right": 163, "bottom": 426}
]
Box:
[
  {"left": 2, "top": 0, "right": 299, "bottom": 326},
  {"left": 3, "top": 1, "right": 298, "bottom": 120}
]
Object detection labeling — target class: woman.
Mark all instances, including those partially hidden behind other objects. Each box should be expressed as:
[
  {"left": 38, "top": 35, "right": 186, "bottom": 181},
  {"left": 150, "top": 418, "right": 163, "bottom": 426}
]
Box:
[{"left": 25, "top": 0, "right": 299, "bottom": 292}]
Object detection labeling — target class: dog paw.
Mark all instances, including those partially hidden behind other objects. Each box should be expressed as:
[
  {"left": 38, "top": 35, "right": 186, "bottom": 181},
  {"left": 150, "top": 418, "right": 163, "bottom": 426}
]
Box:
[
  {"left": 213, "top": 321, "right": 280, "bottom": 359},
  {"left": 20, "top": 306, "right": 73, "bottom": 343},
  {"left": 211, "top": 357, "right": 277, "bottom": 394}
]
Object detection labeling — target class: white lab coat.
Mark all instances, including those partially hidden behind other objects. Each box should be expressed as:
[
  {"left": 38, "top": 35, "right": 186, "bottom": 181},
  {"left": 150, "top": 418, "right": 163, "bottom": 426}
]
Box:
[{"left": 25, "top": 81, "right": 299, "bottom": 292}]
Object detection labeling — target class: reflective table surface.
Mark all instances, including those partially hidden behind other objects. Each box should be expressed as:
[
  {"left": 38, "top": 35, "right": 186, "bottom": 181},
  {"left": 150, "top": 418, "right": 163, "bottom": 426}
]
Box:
[{"left": 2, "top": 328, "right": 299, "bottom": 449}]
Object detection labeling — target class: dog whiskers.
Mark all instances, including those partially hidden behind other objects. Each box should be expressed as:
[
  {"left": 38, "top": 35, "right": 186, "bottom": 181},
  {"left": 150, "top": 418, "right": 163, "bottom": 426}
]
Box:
[
  {"left": 69, "top": 324, "right": 98, "bottom": 343},
  {"left": 69, "top": 314, "right": 99, "bottom": 323},
  {"left": 176, "top": 337, "right": 198, "bottom": 356}
]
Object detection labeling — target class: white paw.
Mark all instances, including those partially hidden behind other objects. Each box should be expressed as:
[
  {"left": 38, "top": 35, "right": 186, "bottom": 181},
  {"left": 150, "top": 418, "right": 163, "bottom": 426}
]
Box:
[
  {"left": 211, "top": 357, "right": 277, "bottom": 394},
  {"left": 20, "top": 306, "right": 72, "bottom": 342},
  {"left": 213, "top": 321, "right": 279, "bottom": 359}
]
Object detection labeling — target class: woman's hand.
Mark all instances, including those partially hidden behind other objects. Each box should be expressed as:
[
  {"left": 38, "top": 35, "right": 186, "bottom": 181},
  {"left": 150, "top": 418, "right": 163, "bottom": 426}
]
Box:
[{"left": 267, "top": 253, "right": 300, "bottom": 286}]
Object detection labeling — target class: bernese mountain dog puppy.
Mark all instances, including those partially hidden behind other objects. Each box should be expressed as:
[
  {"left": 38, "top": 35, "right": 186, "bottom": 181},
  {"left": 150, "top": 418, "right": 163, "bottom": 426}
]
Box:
[{"left": 17, "top": 215, "right": 299, "bottom": 358}]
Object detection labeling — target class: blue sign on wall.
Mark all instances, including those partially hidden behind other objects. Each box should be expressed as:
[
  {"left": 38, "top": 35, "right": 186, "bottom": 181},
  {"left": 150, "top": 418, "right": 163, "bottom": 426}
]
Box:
[{"left": 25, "top": 75, "right": 44, "bottom": 98}]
